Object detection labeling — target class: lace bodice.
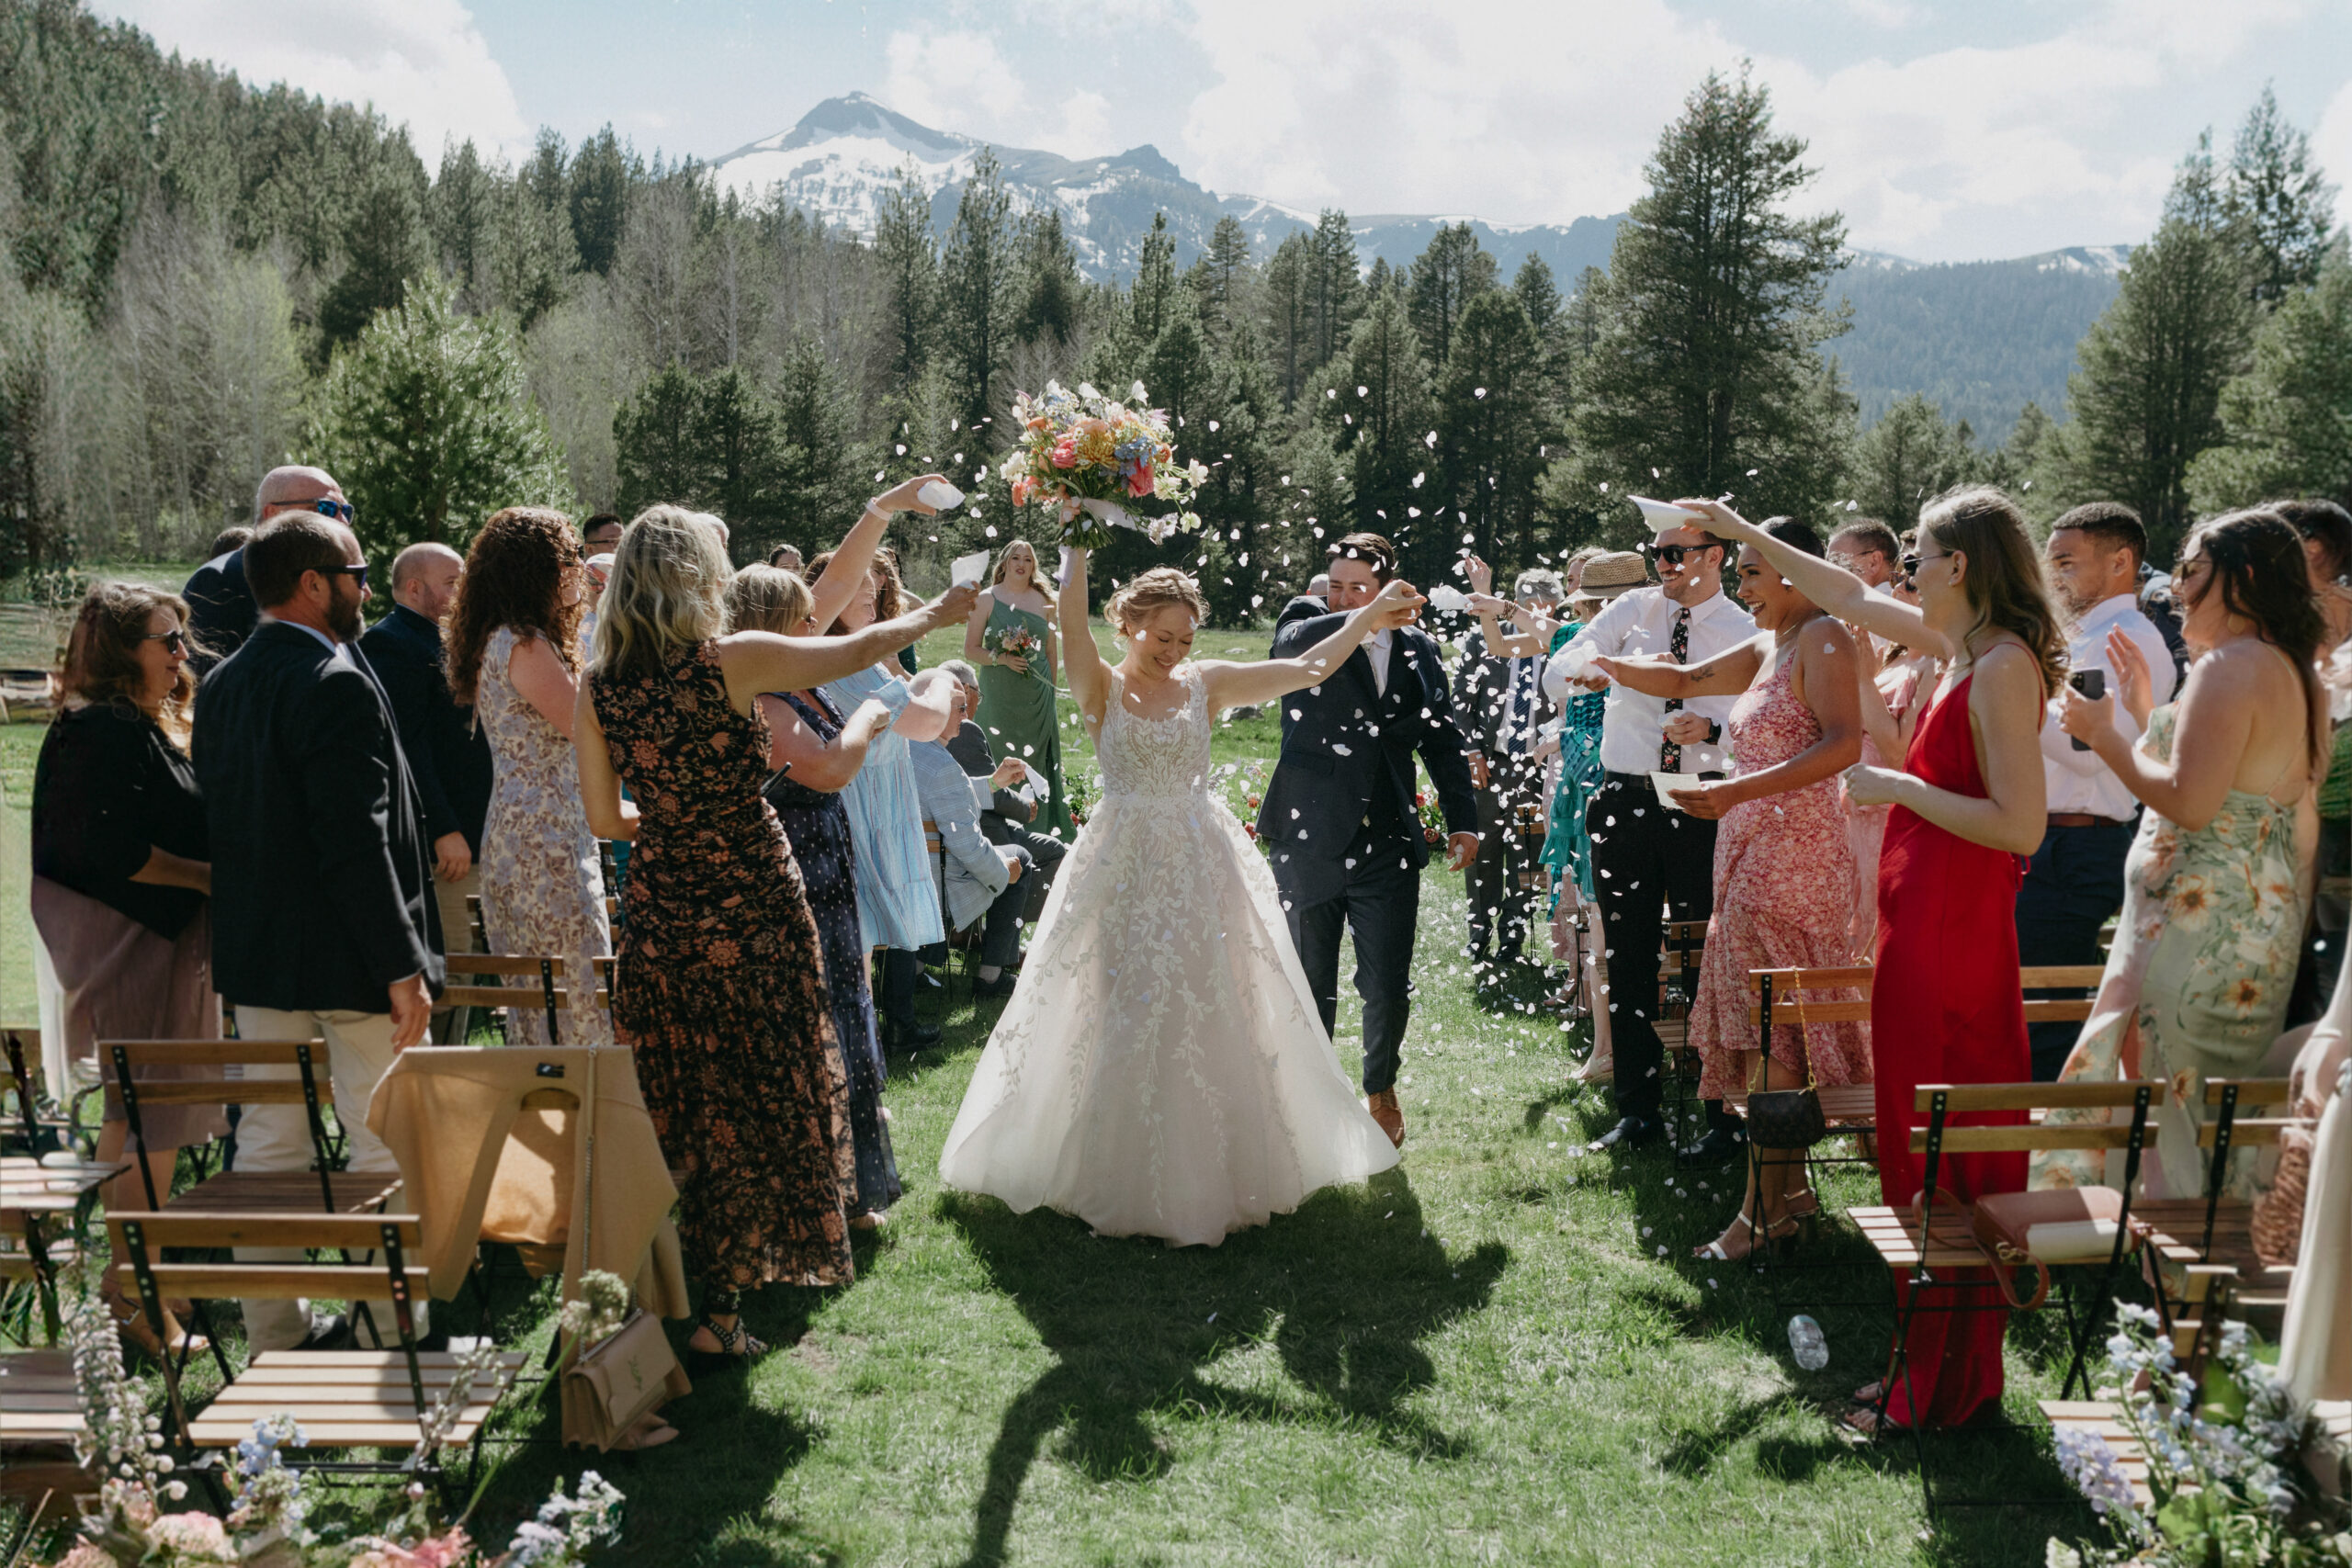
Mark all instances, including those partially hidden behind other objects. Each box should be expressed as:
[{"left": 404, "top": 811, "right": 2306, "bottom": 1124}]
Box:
[{"left": 1097, "top": 668, "right": 1212, "bottom": 800}]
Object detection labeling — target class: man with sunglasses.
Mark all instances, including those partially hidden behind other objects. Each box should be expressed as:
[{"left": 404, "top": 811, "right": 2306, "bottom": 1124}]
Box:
[
  {"left": 183, "top": 466, "right": 356, "bottom": 676},
  {"left": 1549, "top": 522, "right": 1755, "bottom": 1158}
]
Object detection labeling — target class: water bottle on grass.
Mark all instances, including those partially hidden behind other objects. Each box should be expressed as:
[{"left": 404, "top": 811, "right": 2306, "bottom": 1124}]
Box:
[{"left": 1788, "top": 1314, "right": 1828, "bottom": 1371}]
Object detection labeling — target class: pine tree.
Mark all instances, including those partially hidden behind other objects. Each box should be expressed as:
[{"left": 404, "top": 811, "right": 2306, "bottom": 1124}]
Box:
[
  {"left": 1318, "top": 281, "right": 1435, "bottom": 565},
  {"left": 1013, "top": 208, "right": 1081, "bottom": 348},
  {"left": 308, "top": 276, "right": 570, "bottom": 558},
  {"left": 1261, "top": 231, "right": 1311, "bottom": 406},
  {"left": 568, "top": 126, "right": 634, "bottom": 276},
  {"left": 1565, "top": 68, "right": 1851, "bottom": 530},
  {"left": 1143, "top": 293, "right": 1215, "bottom": 432},
  {"left": 1436, "top": 289, "right": 1543, "bottom": 569},
  {"left": 613, "top": 366, "right": 707, "bottom": 512},
  {"left": 770, "top": 335, "right": 868, "bottom": 560},
  {"left": 692, "top": 365, "right": 786, "bottom": 540},
  {"left": 1849, "top": 394, "right": 1976, "bottom": 530},
  {"left": 429, "top": 138, "right": 498, "bottom": 310},
  {"left": 940, "top": 147, "right": 1015, "bottom": 434},
  {"left": 496, "top": 130, "right": 578, "bottom": 330},
  {"left": 1407, "top": 223, "right": 1498, "bottom": 368},
  {"left": 1307, "top": 209, "right": 1363, "bottom": 368},
  {"left": 873, "top": 162, "right": 938, "bottom": 396},
  {"left": 2048, "top": 215, "right": 2254, "bottom": 556},
  {"left": 1128, "top": 212, "right": 1178, "bottom": 345},
  {"left": 1193, "top": 214, "right": 1256, "bottom": 348},
  {"left": 2224, "top": 85, "right": 2338, "bottom": 309},
  {"left": 2188, "top": 255, "right": 2352, "bottom": 513},
  {"left": 318, "top": 154, "right": 433, "bottom": 350}
]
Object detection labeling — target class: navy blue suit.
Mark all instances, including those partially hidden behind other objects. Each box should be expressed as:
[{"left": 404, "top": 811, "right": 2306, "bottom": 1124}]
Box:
[
  {"left": 1258, "top": 597, "right": 1477, "bottom": 1093},
  {"left": 183, "top": 547, "right": 258, "bottom": 676}
]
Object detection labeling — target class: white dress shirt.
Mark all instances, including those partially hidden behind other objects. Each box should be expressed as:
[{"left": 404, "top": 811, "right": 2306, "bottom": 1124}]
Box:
[
  {"left": 2043, "top": 592, "right": 2178, "bottom": 820},
  {"left": 1550, "top": 587, "right": 1757, "bottom": 776},
  {"left": 1364, "top": 628, "right": 1393, "bottom": 696}
]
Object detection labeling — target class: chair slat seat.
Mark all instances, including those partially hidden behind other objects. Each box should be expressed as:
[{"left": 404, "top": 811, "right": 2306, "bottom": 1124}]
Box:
[
  {"left": 187, "top": 1348, "right": 526, "bottom": 1449},
  {"left": 172, "top": 1169, "right": 402, "bottom": 1213},
  {"left": 1851, "top": 1204, "right": 1989, "bottom": 1269}
]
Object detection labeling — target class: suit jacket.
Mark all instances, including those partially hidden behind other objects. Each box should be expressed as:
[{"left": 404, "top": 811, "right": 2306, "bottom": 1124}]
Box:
[
  {"left": 358, "top": 604, "right": 495, "bottom": 856},
  {"left": 944, "top": 719, "right": 1032, "bottom": 844},
  {"left": 183, "top": 547, "right": 257, "bottom": 677},
  {"left": 908, "top": 739, "right": 1012, "bottom": 931},
  {"left": 1257, "top": 612, "right": 1478, "bottom": 908},
  {"left": 1453, "top": 626, "right": 1559, "bottom": 769},
  {"left": 193, "top": 620, "right": 445, "bottom": 1014}
]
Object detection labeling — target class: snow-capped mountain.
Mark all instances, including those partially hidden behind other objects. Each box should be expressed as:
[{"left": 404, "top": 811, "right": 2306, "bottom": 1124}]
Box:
[{"left": 710, "top": 94, "right": 1622, "bottom": 284}]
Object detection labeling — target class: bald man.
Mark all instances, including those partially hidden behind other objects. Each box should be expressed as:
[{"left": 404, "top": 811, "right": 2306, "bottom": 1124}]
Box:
[
  {"left": 360, "top": 543, "right": 493, "bottom": 1041},
  {"left": 184, "top": 466, "right": 354, "bottom": 674}
]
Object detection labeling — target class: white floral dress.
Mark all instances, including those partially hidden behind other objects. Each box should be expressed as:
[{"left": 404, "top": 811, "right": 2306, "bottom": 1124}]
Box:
[
  {"left": 478, "top": 627, "right": 614, "bottom": 1046},
  {"left": 2038, "top": 705, "right": 2310, "bottom": 1197},
  {"left": 937, "top": 664, "right": 1398, "bottom": 1246}
]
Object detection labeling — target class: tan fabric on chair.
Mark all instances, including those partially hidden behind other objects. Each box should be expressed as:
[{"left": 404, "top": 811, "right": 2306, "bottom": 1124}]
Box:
[{"left": 367, "top": 1044, "right": 691, "bottom": 1321}]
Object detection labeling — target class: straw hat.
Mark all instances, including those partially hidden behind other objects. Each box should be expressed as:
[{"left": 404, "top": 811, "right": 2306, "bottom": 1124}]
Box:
[{"left": 1575, "top": 551, "right": 1650, "bottom": 596}]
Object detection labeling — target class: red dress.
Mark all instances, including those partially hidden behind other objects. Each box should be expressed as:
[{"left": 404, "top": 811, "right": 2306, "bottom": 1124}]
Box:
[{"left": 1872, "top": 672, "right": 2029, "bottom": 1427}]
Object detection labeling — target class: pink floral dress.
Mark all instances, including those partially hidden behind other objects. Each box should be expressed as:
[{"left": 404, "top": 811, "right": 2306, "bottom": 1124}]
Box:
[{"left": 1688, "top": 653, "right": 1871, "bottom": 1100}]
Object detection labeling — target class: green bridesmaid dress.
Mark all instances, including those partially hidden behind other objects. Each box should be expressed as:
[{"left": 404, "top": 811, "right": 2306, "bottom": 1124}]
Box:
[{"left": 978, "top": 597, "right": 1075, "bottom": 840}]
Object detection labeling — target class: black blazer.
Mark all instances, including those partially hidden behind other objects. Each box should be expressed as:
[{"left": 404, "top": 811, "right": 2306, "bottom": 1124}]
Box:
[
  {"left": 1256, "top": 611, "right": 1479, "bottom": 908},
  {"left": 358, "top": 604, "right": 494, "bottom": 856},
  {"left": 183, "top": 547, "right": 257, "bottom": 677},
  {"left": 31, "top": 704, "right": 209, "bottom": 938},
  {"left": 193, "top": 621, "right": 444, "bottom": 1014}
]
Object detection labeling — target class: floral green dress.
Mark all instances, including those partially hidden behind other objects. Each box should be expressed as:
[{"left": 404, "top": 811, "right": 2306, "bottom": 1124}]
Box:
[{"left": 2037, "top": 705, "right": 2312, "bottom": 1198}]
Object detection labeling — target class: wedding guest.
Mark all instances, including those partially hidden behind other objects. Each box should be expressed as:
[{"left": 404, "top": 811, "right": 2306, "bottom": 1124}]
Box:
[
  {"left": 1590, "top": 520, "right": 1869, "bottom": 1260},
  {"left": 1539, "top": 552, "right": 1647, "bottom": 1079},
  {"left": 183, "top": 465, "right": 354, "bottom": 675},
  {"left": 2044, "top": 508, "right": 2325, "bottom": 1198},
  {"left": 2281, "top": 497, "right": 2352, "bottom": 656},
  {"left": 1551, "top": 521, "right": 1756, "bottom": 1159},
  {"left": 361, "top": 543, "right": 494, "bottom": 1041},
  {"left": 941, "top": 658, "right": 1069, "bottom": 920},
  {"left": 578, "top": 502, "right": 972, "bottom": 1367},
  {"left": 195, "top": 513, "right": 441, "bottom": 1352},
  {"left": 1306, "top": 571, "right": 1330, "bottom": 602},
  {"left": 907, "top": 670, "right": 1036, "bottom": 997},
  {"left": 581, "top": 513, "right": 625, "bottom": 556},
  {"left": 723, "top": 563, "right": 901, "bottom": 1226},
  {"left": 2018, "top": 503, "right": 2177, "bottom": 1079},
  {"left": 768, "top": 543, "right": 805, "bottom": 573},
  {"left": 30, "top": 583, "right": 226, "bottom": 1357},
  {"left": 962, "top": 538, "right": 1072, "bottom": 840},
  {"left": 1826, "top": 519, "right": 1902, "bottom": 592},
  {"left": 1457, "top": 560, "right": 1563, "bottom": 972},
  {"left": 808, "top": 491, "right": 958, "bottom": 1052},
  {"left": 446, "top": 507, "right": 612, "bottom": 1046},
  {"left": 1846, "top": 576, "right": 1940, "bottom": 956},
  {"left": 1705, "top": 487, "right": 2063, "bottom": 1436}
]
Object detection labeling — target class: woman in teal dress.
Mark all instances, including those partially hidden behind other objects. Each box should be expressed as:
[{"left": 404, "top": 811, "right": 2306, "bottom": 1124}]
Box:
[{"left": 963, "top": 538, "right": 1074, "bottom": 840}]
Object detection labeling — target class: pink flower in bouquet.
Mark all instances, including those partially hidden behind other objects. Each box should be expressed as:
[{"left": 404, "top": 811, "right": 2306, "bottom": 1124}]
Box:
[
  {"left": 1125, "top": 461, "right": 1154, "bottom": 498},
  {"left": 1048, "top": 434, "right": 1079, "bottom": 469},
  {"left": 1012, "top": 475, "right": 1036, "bottom": 506},
  {"left": 149, "top": 1512, "right": 234, "bottom": 1560}
]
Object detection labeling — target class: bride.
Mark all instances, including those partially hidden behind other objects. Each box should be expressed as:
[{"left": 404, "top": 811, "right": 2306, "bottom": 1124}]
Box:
[{"left": 938, "top": 547, "right": 1420, "bottom": 1246}]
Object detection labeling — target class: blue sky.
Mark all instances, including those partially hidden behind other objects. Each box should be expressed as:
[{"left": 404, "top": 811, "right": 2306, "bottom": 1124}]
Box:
[{"left": 116, "top": 1, "right": 2352, "bottom": 262}]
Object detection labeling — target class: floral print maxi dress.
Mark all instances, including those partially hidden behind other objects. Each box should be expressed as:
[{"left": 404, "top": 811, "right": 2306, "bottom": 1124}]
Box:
[
  {"left": 477, "top": 627, "right": 614, "bottom": 1045},
  {"left": 589, "top": 641, "right": 855, "bottom": 1291},
  {"left": 1685, "top": 653, "right": 1871, "bottom": 1102},
  {"left": 2039, "top": 705, "right": 2312, "bottom": 1199}
]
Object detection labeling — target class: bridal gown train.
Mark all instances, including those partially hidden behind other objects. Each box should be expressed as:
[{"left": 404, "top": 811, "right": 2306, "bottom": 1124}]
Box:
[{"left": 938, "top": 664, "right": 1401, "bottom": 1246}]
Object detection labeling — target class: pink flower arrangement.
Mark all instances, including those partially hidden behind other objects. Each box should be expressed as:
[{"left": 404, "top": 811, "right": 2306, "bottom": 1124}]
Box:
[{"left": 996, "top": 380, "right": 1205, "bottom": 550}]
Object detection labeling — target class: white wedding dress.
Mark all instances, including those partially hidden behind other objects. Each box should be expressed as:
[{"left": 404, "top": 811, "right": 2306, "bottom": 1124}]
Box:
[{"left": 938, "top": 664, "right": 1400, "bottom": 1246}]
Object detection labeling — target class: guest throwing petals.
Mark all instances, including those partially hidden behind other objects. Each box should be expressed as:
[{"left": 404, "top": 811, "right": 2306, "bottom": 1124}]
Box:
[{"left": 576, "top": 505, "right": 975, "bottom": 1369}]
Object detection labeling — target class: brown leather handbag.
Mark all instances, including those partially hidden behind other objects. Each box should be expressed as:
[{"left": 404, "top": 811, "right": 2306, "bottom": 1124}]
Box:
[{"left": 1968, "top": 1188, "right": 2135, "bottom": 1310}]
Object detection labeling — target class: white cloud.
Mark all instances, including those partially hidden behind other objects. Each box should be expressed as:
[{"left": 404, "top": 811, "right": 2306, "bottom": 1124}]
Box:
[
  {"left": 99, "top": 0, "right": 528, "bottom": 160},
  {"left": 880, "top": 30, "right": 1117, "bottom": 161},
  {"left": 2315, "top": 79, "right": 2352, "bottom": 219}
]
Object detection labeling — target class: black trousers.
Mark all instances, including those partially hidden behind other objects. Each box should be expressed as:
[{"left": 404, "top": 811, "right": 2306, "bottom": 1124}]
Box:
[
  {"left": 1585, "top": 774, "right": 1722, "bottom": 1126},
  {"left": 2015, "top": 818, "right": 2133, "bottom": 1081},
  {"left": 1287, "top": 827, "right": 1421, "bottom": 1096},
  {"left": 1466, "top": 754, "right": 1547, "bottom": 958}
]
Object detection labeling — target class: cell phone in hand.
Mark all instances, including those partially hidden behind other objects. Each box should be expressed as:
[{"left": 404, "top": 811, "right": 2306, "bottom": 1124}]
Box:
[{"left": 2068, "top": 667, "right": 2105, "bottom": 750}]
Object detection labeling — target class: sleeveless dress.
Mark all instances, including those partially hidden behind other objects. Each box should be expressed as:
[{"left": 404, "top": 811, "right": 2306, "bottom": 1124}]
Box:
[
  {"left": 1539, "top": 621, "right": 1609, "bottom": 901},
  {"left": 977, "top": 597, "right": 1074, "bottom": 840},
  {"left": 590, "top": 642, "right": 854, "bottom": 1291},
  {"left": 2037, "top": 704, "right": 2312, "bottom": 1198},
  {"left": 938, "top": 664, "right": 1400, "bottom": 1246},
  {"left": 477, "top": 627, "right": 613, "bottom": 1046},
  {"left": 763, "top": 688, "right": 899, "bottom": 1215},
  {"left": 1873, "top": 671, "right": 2029, "bottom": 1428},
  {"left": 1845, "top": 657, "right": 1931, "bottom": 956},
  {"left": 1685, "top": 654, "right": 1870, "bottom": 1100},
  {"left": 821, "top": 664, "right": 943, "bottom": 952}
]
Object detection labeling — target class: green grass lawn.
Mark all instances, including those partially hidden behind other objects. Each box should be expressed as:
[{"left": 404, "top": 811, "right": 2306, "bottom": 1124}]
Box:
[{"left": 5, "top": 609, "right": 2107, "bottom": 1566}]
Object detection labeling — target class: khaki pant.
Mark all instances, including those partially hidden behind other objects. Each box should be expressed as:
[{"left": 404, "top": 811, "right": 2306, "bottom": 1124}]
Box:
[
  {"left": 230, "top": 1005, "right": 424, "bottom": 1350},
  {"left": 432, "top": 865, "right": 482, "bottom": 1043}
]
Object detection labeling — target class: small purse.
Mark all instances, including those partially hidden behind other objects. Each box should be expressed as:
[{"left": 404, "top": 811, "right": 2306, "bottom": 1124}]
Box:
[
  {"left": 561, "top": 1308, "right": 681, "bottom": 1451},
  {"left": 1968, "top": 1188, "right": 2134, "bottom": 1310},
  {"left": 2250, "top": 1122, "right": 2312, "bottom": 1268},
  {"left": 1747, "top": 1026, "right": 1826, "bottom": 1150}
]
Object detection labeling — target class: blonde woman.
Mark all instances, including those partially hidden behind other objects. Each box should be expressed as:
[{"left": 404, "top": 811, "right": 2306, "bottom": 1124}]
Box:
[{"left": 962, "top": 537, "right": 1072, "bottom": 838}]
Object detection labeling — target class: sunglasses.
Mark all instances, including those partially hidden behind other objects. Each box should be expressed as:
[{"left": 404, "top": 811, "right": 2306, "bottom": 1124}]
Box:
[
  {"left": 327, "top": 563, "right": 370, "bottom": 592},
  {"left": 139, "top": 628, "right": 190, "bottom": 654},
  {"left": 279, "top": 496, "right": 355, "bottom": 524},
  {"left": 1900, "top": 550, "right": 1953, "bottom": 577},
  {"left": 1650, "top": 543, "right": 1714, "bottom": 567}
]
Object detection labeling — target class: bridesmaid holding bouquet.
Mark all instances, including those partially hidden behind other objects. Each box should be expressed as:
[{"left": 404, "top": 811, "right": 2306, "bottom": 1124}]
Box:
[{"left": 965, "top": 539, "right": 1074, "bottom": 840}]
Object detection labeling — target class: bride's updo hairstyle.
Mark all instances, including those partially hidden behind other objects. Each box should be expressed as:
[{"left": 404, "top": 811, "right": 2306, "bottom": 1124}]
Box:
[{"left": 1106, "top": 567, "right": 1209, "bottom": 637}]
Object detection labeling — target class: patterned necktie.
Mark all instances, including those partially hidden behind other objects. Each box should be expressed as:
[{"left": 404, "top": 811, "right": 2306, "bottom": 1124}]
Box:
[
  {"left": 1660, "top": 607, "right": 1691, "bottom": 770},
  {"left": 1505, "top": 657, "right": 1533, "bottom": 757}
]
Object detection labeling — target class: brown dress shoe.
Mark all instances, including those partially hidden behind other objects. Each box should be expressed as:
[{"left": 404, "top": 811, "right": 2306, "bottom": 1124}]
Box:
[{"left": 1365, "top": 1089, "right": 1406, "bottom": 1148}]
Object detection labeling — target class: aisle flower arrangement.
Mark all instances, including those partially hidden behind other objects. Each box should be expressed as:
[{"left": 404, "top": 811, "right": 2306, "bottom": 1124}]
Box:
[
  {"left": 2047, "top": 1303, "right": 2349, "bottom": 1567},
  {"left": 998, "top": 380, "right": 1206, "bottom": 550}
]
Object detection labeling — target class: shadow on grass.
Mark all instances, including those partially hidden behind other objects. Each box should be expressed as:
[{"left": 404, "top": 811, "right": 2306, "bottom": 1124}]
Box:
[{"left": 941, "top": 1169, "right": 1507, "bottom": 1568}]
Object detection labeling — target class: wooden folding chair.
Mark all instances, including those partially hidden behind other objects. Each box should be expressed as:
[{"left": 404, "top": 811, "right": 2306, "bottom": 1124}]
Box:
[
  {"left": 0, "top": 1345, "right": 92, "bottom": 1549},
  {"left": 2039, "top": 1261, "right": 2245, "bottom": 1508},
  {"left": 439, "top": 955, "right": 613, "bottom": 1046},
  {"left": 2128, "top": 1077, "right": 2293, "bottom": 1273},
  {"left": 112, "top": 1211, "right": 526, "bottom": 1496},
  {"left": 3, "top": 1027, "right": 93, "bottom": 1159},
  {"left": 1656, "top": 919, "right": 1710, "bottom": 1158}
]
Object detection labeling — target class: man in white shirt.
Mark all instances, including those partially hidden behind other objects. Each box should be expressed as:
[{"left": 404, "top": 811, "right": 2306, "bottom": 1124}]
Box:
[
  {"left": 1827, "top": 519, "right": 1901, "bottom": 592},
  {"left": 2021, "top": 502, "right": 2177, "bottom": 1079},
  {"left": 1550, "top": 525, "right": 1757, "bottom": 1156}
]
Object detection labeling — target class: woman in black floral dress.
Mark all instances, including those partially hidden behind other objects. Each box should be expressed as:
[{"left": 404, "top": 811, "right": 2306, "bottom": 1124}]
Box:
[
  {"left": 575, "top": 499, "right": 970, "bottom": 1367},
  {"left": 723, "top": 565, "right": 903, "bottom": 1224}
]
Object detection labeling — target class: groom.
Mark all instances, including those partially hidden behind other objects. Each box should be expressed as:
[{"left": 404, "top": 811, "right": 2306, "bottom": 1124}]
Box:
[{"left": 1261, "top": 532, "right": 1480, "bottom": 1147}]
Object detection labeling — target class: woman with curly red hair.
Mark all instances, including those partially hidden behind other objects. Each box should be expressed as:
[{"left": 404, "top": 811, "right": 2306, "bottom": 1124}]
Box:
[{"left": 447, "top": 505, "right": 612, "bottom": 1043}]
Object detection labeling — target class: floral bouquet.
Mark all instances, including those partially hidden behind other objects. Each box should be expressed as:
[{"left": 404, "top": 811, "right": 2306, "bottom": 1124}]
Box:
[
  {"left": 998, "top": 380, "right": 1207, "bottom": 550},
  {"left": 984, "top": 619, "right": 1046, "bottom": 681}
]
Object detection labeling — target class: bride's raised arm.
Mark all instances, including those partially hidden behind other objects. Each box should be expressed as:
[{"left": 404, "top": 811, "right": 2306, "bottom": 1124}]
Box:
[
  {"left": 1058, "top": 546, "right": 1114, "bottom": 728},
  {"left": 1200, "top": 581, "right": 1425, "bottom": 710}
]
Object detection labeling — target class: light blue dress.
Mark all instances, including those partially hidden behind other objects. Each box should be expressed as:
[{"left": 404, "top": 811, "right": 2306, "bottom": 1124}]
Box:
[{"left": 824, "top": 665, "right": 945, "bottom": 952}]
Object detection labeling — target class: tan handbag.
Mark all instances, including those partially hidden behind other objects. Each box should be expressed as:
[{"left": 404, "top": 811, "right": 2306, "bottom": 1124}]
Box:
[
  {"left": 2251, "top": 1122, "right": 2313, "bottom": 1268},
  {"left": 560, "top": 1308, "right": 680, "bottom": 1450},
  {"left": 1969, "top": 1188, "right": 2135, "bottom": 1310}
]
